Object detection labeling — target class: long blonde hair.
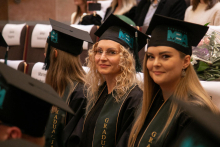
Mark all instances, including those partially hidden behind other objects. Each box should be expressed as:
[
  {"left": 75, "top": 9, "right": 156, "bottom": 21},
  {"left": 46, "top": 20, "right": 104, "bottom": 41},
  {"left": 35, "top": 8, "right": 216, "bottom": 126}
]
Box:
[
  {"left": 45, "top": 45, "right": 85, "bottom": 97},
  {"left": 128, "top": 51, "right": 219, "bottom": 147},
  {"left": 111, "top": 0, "right": 136, "bottom": 15},
  {"left": 72, "top": 0, "right": 87, "bottom": 24},
  {"left": 85, "top": 42, "right": 138, "bottom": 114}
]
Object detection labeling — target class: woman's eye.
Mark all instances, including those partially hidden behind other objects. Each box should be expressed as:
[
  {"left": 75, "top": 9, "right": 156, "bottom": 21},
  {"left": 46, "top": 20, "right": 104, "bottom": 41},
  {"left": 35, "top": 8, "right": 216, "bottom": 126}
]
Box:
[
  {"left": 110, "top": 51, "right": 117, "bottom": 54},
  {"left": 147, "top": 55, "right": 154, "bottom": 59},
  {"left": 162, "top": 55, "right": 170, "bottom": 58},
  {"left": 97, "top": 50, "right": 103, "bottom": 54}
]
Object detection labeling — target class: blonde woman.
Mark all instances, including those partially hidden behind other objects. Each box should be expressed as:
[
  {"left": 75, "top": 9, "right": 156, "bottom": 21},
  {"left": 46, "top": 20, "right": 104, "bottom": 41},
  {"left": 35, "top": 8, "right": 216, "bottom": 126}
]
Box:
[
  {"left": 71, "top": 0, "right": 87, "bottom": 24},
  {"left": 128, "top": 14, "right": 219, "bottom": 147},
  {"left": 79, "top": 14, "right": 148, "bottom": 147},
  {"left": 104, "top": 0, "right": 137, "bottom": 20},
  {"left": 43, "top": 20, "right": 93, "bottom": 147}
]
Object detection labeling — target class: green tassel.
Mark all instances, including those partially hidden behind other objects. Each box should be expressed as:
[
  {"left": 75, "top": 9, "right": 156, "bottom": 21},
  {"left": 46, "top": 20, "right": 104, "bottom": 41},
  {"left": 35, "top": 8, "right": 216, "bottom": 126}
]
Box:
[
  {"left": 43, "top": 37, "right": 51, "bottom": 70},
  {"left": 134, "top": 31, "right": 142, "bottom": 72},
  {"left": 4, "top": 47, "right": 9, "bottom": 65}
]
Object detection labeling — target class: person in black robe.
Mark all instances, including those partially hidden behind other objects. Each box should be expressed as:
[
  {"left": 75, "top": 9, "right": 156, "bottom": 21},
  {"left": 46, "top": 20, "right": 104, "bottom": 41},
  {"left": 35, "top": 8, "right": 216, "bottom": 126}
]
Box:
[
  {"left": 128, "top": 14, "right": 219, "bottom": 147},
  {"left": 42, "top": 19, "right": 93, "bottom": 147},
  {"left": 75, "top": 14, "right": 148, "bottom": 147},
  {"left": 0, "top": 63, "right": 73, "bottom": 146}
]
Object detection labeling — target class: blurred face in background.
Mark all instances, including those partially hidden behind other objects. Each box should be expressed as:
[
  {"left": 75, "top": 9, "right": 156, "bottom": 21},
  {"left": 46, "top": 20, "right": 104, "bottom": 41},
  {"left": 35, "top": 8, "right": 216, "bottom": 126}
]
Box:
[{"left": 74, "top": 0, "right": 84, "bottom": 6}]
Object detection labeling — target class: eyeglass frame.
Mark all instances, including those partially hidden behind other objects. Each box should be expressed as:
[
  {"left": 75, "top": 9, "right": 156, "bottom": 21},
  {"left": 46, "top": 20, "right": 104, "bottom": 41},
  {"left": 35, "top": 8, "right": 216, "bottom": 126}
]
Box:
[{"left": 94, "top": 48, "right": 120, "bottom": 58}]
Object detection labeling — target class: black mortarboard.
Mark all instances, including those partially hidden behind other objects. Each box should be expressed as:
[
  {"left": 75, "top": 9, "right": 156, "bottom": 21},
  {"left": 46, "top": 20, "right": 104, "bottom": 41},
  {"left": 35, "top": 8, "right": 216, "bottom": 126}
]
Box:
[
  {"left": 44, "top": 19, "right": 93, "bottom": 70},
  {"left": 146, "top": 14, "right": 209, "bottom": 56},
  {"left": 0, "top": 33, "right": 9, "bottom": 65},
  {"left": 0, "top": 63, "right": 74, "bottom": 137},
  {"left": 95, "top": 14, "right": 149, "bottom": 72},
  {"left": 172, "top": 99, "right": 220, "bottom": 147},
  {"left": 0, "top": 139, "right": 40, "bottom": 147}
]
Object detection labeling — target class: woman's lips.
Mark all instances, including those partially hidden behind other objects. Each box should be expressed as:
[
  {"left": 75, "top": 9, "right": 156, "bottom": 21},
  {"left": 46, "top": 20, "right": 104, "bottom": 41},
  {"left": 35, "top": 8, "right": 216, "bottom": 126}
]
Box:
[
  {"left": 99, "top": 64, "right": 110, "bottom": 68},
  {"left": 153, "top": 71, "right": 165, "bottom": 75}
]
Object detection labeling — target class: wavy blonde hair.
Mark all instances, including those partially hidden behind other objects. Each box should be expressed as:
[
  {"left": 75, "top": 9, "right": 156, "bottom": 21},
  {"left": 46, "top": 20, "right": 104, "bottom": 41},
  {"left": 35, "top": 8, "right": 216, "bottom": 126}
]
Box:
[
  {"left": 85, "top": 42, "right": 138, "bottom": 113},
  {"left": 128, "top": 51, "right": 219, "bottom": 147},
  {"left": 111, "top": 0, "right": 136, "bottom": 15}
]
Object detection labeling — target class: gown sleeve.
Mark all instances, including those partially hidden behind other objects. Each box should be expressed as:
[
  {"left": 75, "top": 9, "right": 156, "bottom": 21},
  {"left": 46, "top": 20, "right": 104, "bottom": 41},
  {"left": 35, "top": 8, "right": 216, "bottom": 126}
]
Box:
[
  {"left": 63, "top": 83, "right": 87, "bottom": 147},
  {"left": 116, "top": 86, "right": 143, "bottom": 147},
  {"left": 163, "top": 111, "right": 193, "bottom": 147}
]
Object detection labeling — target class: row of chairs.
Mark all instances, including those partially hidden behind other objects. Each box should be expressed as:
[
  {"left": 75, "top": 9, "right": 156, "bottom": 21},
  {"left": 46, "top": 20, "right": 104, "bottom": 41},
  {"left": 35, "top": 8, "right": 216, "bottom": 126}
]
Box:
[{"left": 0, "top": 23, "right": 148, "bottom": 66}]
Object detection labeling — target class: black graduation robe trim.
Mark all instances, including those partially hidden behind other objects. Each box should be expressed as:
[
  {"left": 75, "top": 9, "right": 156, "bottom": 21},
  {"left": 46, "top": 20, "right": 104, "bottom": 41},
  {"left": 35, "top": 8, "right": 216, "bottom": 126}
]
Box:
[
  {"left": 134, "top": 91, "right": 194, "bottom": 147},
  {"left": 82, "top": 84, "right": 107, "bottom": 132},
  {"left": 137, "top": 98, "right": 176, "bottom": 147},
  {"left": 92, "top": 85, "right": 136, "bottom": 147},
  {"left": 63, "top": 82, "right": 87, "bottom": 147},
  {"left": 81, "top": 83, "right": 143, "bottom": 147},
  {"left": 45, "top": 81, "right": 79, "bottom": 147}
]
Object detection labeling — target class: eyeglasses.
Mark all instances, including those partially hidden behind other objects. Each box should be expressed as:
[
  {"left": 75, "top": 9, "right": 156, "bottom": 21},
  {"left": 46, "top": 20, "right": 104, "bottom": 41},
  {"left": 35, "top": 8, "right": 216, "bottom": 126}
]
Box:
[{"left": 94, "top": 49, "right": 120, "bottom": 57}]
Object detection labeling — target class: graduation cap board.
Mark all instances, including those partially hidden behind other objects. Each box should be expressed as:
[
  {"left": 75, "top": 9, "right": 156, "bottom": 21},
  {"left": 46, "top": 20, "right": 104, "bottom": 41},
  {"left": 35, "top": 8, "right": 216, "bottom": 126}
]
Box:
[
  {"left": 0, "top": 139, "right": 40, "bottom": 147},
  {"left": 172, "top": 99, "right": 220, "bottom": 147},
  {"left": 95, "top": 14, "right": 149, "bottom": 72},
  {"left": 44, "top": 19, "right": 93, "bottom": 70},
  {"left": 146, "top": 14, "right": 209, "bottom": 56},
  {"left": 0, "top": 33, "right": 9, "bottom": 64},
  {"left": 0, "top": 63, "right": 74, "bottom": 137}
]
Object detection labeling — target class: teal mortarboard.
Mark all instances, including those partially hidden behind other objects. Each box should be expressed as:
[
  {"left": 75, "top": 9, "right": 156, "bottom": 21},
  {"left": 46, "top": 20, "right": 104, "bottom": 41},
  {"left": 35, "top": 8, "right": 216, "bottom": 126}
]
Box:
[
  {"left": 146, "top": 14, "right": 209, "bottom": 56},
  {"left": 95, "top": 14, "right": 149, "bottom": 72},
  {"left": 44, "top": 19, "right": 93, "bottom": 70},
  {"left": 0, "top": 33, "right": 9, "bottom": 65},
  {"left": 172, "top": 99, "right": 220, "bottom": 147},
  {"left": 0, "top": 63, "right": 74, "bottom": 137}
]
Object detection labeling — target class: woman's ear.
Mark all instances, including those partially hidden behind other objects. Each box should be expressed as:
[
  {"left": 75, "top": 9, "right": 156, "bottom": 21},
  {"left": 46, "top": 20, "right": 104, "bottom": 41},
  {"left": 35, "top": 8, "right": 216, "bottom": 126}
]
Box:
[
  {"left": 8, "top": 126, "right": 22, "bottom": 139},
  {"left": 183, "top": 55, "right": 191, "bottom": 69},
  {"left": 54, "top": 50, "right": 58, "bottom": 58}
]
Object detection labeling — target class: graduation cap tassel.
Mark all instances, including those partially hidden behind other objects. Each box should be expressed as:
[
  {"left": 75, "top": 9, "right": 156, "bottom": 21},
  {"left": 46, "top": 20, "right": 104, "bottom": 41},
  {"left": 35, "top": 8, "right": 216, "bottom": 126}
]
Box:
[
  {"left": 4, "top": 47, "right": 9, "bottom": 65},
  {"left": 43, "top": 37, "right": 51, "bottom": 70},
  {"left": 134, "top": 31, "right": 142, "bottom": 72}
]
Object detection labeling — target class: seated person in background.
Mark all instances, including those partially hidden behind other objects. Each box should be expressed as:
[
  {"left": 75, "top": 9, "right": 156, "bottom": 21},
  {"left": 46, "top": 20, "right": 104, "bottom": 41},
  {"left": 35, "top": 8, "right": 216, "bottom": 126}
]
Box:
[
  {"left": 0, "top": 63, "right": 73, "bottom": 147},
  {"left": 104, "top": 0, "right": 137, "bottom": 21},
  {"left": 71, "top": 0, "right": 87, "bottom": 24},
  {"left": 133, "top": 0, "right": 187, "bottom": 26},
  {"left": 184, "top": 0, "right": 220, "bottom": 26},
  {"left": 128, "top": 14, "right": 219, "bottom": 147},
  {"left": 80, "top": 0, "right": 137, "bottom": 25},
  {"left": 43, "top": 19, "right": 93, "bottom": 147}
]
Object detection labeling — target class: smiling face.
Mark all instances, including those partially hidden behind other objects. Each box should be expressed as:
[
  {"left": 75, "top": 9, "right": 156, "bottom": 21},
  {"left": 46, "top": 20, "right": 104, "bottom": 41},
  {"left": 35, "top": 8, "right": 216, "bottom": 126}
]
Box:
[
  {"left": 146, "top": 46, "right": 190, "bottom": 87},
  {"left": 95, "top": 40, "right": 121, "bottom": 77}
]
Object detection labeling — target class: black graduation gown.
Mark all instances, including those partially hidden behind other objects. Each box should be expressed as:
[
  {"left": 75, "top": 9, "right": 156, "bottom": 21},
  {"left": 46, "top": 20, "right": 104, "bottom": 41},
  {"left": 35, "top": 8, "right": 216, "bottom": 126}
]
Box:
[
  {"left": 80, "top": 84, "right": 143, "bottom": 147},
  {"left": 44, "top": 82, "right": 86, "bottom": 147},
  {"left": 63, "top": 82, "right": 87, "bottom": 147},
  {"left": 133, "top": 0, "right": 187, "bottom": 26},
  {"left": 134, "top": 91, "right": 193, "bottom": 147}
]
